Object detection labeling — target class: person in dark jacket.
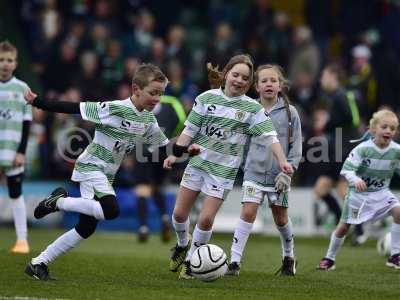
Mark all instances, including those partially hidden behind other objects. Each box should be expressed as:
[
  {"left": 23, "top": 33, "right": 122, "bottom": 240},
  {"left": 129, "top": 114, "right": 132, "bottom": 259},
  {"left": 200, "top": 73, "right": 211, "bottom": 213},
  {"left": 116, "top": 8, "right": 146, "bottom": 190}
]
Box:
[{"left": 313, "top": 63, "right": 360, "bottom": 229}]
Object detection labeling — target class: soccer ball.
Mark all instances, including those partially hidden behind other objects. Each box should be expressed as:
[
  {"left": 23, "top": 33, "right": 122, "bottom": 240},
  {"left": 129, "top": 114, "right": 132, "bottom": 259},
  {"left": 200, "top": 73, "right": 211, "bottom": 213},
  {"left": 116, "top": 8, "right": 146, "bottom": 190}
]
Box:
[
  {"left": 190, "top": 244, "right": 228, "bottom": 282},
  {"left": 377, "top": 232, "right": 391, "bottom": 256}
]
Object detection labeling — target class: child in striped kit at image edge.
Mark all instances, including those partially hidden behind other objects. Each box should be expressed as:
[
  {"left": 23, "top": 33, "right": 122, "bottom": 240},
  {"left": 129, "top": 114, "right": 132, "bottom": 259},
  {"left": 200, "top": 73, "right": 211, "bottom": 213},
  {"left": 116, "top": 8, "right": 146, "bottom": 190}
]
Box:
[
  {"left": 317, "top": 109, "right": 400, "bottom": 270},
  {"left": 0, "top": 40, "right": 32, "bottom": 254}
]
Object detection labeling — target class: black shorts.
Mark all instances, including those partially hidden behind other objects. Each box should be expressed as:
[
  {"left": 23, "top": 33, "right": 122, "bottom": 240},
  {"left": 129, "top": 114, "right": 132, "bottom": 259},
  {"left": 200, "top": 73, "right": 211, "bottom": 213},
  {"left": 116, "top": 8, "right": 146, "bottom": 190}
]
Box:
[{"left": 133, "top": 160, "right": 167, "bottom": 185}]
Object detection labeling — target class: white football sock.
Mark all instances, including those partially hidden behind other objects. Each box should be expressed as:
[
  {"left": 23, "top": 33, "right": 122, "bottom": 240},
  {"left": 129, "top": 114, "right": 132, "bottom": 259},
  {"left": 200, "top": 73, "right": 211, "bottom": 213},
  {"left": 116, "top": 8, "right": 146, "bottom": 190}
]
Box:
[
  {"left": 325, "top": 231, "right": 345, "bottom": 260},
  {"left": 172, "top": 216, "right": 190, "bottom": 247},
  {"left": 186, "top": 224, "right": 212, "bottom": 260},
  {"left": 276, "top": 218, "right": 294, "bottom": 258},
  {"left": 57, "top": 197, "right": 104, "bottom": 220},
  {"left": 32, "top": 229, "right": 83, "bottom": 265},
  {"left": 230, "top": 218, "right": 253, "bottom": 263},
  {"left": 390, "top": 222, "right": 400, "bottom": 256},
  {"left": 11, "top": 196, "right": 28, "bottom": 241}
]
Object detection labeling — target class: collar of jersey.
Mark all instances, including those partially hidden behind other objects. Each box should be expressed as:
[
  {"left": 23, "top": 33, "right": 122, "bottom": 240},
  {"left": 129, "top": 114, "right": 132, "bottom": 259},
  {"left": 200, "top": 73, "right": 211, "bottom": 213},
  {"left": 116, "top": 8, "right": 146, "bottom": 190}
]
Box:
[
  {"left": 0, "top": 76, "right": 14, "bottom": 84},
  {"left": 369, "top": 139, "right": 392, "bottom": 153},
  {"left": 218, "top": 87, "right": 244, "bottom": 101},
  {"left": 126, "top": 97, "right": 145, "bottom": 115}
]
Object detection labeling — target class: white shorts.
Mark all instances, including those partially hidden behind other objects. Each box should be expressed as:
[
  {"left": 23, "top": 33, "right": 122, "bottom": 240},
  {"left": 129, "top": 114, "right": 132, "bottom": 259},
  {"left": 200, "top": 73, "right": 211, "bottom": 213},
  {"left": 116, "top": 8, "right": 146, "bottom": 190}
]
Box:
[
  {"left": 180, "top": 165, "right": 230, "bottom": 200},
  {"left": 78, "top": 175, "right": 115, "bottom": 199},
  {"left": 242, "top": 184, "right": 289, "bottom": 208},
  {"left": 0, "top": 165, "right": 24, "bottom": 177},
  {"left": 341, "top": 189, "right": 400, "bottom": 224}
]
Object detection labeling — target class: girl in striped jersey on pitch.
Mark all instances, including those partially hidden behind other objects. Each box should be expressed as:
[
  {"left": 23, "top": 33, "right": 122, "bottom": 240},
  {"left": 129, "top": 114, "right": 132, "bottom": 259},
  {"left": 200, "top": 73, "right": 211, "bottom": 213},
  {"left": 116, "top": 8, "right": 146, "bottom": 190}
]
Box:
[
  {"left": 226, "top": 65, "right": 302, "bottom": 277},
  {"left": 164, "top": 55, "right": 293, "bottom": 279},
  {"left": 318, "top": 109, "right": 400, "bottom": 270}
]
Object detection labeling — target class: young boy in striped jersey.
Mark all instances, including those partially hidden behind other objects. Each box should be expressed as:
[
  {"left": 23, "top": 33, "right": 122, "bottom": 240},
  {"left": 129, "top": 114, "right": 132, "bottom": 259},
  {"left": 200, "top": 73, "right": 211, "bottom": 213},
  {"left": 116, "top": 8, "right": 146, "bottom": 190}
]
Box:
[
  {"left": 23, "top": 64, "right": 199, "bottom": 280},
  {"left": 0, "top": 40, "right": 31, "bottom": 254},
  {"left": 164, "top": 55, "right": 293, "bottom": 279},
  {"left": 317, "top": 109, "right": 400, "bottom": 270}
]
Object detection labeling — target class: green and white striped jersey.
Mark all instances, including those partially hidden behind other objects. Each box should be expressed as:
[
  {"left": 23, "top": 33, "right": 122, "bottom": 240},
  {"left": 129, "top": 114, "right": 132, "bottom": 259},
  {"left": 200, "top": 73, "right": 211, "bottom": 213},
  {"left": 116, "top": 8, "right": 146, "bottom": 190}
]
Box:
[
  {"left": 72, "top": 98, "right": 169, "bottom": 184},
  {"left": 341, "top": 139, "right": 400, "bottom": 192},
  {"left": 183, "top": 88, "right": 277, "bottom": 189},
  {"left": 0, "top": 77, "right": 32, "bottom": 167}
]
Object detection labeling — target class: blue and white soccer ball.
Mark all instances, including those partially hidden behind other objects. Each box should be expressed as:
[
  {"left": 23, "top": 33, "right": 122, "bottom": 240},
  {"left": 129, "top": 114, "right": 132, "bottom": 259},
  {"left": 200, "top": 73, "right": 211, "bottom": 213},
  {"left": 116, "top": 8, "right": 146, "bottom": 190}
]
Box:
[
  {"left": 377, "top": 232, "right": 391, "bottom": 257},
  {"left": 190, "top": 244, "right": 228, "bottom": 282}
]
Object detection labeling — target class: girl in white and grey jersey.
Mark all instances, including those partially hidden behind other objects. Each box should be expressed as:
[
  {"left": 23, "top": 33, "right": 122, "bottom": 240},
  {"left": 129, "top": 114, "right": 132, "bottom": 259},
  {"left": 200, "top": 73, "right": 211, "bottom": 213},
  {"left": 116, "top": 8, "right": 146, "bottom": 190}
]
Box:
[
  {"left": 165, "top": 55, "right": 293, "bottom": 279},
  {"left": 227, "top": 64, "right": 302, "bottom": 276},
  {"left": 318, "top": 109, "right": 400, "bottom": 271}
]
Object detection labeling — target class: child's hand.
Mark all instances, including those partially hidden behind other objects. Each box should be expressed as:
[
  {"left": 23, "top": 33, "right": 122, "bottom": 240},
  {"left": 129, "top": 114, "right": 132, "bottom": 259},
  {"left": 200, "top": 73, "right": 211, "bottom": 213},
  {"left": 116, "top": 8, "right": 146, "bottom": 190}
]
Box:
[
  {"left": 280, "top": 161, "right": 294, "bottom": 175},
  {"left": 24, "top": 89, "right": 37, "bottom": 104},
  {"left": 187, "top": 144, "right": 201, "bottom": 156},
  {"left": 13, "top": 153, "right": 25, "bottom": 167},
  {"left": 355, "top": 179, "right": 367, "bottom": 192},
  {"left": 163, "top": 155, "right": 177, "bottom": 169}
]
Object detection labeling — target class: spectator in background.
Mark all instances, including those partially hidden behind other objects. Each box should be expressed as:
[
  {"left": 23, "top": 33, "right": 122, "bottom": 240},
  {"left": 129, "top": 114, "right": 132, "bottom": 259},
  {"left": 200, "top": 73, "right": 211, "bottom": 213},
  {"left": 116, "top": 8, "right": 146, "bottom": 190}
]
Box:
[
  {"left": 347, "top": 44, "right": 377, "bottom": 122},
  {"left": 288, "top": 70, "right": 317, "bottom": 134},
  {"left": 266, "top": 11, "right": 292, "bottom": 69},
  {"left": 86, "top": 22, "right": 111, "bottom": 59},
  {"left": 288, "top": 26, "right": 321, "bottom": 87},
  {"left": 165, "top": 25, "right": 191, "bottom": 70},
  {"left": 123, "top": 9, "right": 155, "bottom": 57},
  {"left": 75, "top": 51, "right": 105, "bottom": 101},
  {"left": 43, "top": 40, "right": 79, "bottom": 93},
  {"left": 242, "top": 0, "right": 274, "bottom": 43},
  {"left": 164, "top": 59, "right": 198, "bottom": 113},
  {"left": 101, "top": 39, "right": 124, "bottom": 96},
  {"left": 121, "top": 57, "right": 141, "bottom": 84},
  {"left": 204, "top": 22, "right": 239, "bottom": 70},
  {"left": 144, "top": 37, "right": 167, "bottom": 71},
  {"left": 304, "top": 0, "right": 335, "bottom": 65}
]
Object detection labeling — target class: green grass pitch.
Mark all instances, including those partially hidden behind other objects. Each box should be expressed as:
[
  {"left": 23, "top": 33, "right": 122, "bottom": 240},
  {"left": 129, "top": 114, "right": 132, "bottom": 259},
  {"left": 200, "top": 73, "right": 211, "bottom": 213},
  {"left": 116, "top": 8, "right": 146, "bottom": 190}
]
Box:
[{"left": 0, "top": 227, "right": 398, "bottom": 300}]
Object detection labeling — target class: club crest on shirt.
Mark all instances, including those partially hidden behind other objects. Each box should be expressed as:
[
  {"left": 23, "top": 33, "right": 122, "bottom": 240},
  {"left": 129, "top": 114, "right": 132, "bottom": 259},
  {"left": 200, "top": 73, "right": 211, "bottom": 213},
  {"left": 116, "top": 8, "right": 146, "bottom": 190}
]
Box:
[{"left": 235, "top": 111, "right": 245, "bottom": 121}]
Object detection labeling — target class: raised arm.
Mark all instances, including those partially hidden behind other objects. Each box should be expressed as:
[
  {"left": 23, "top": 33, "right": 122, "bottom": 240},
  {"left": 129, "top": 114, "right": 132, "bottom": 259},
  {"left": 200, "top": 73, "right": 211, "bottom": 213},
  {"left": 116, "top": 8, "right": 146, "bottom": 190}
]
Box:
[{"left": 25, "top": 89, "right": 80, "bottom": 114}]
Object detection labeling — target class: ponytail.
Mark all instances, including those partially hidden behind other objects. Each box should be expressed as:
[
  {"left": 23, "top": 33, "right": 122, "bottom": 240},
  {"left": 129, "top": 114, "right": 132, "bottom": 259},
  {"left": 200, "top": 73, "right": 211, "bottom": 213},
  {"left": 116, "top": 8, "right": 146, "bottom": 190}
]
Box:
[{"left": 207, "top": 63, "right": 223, "bottom": 89}]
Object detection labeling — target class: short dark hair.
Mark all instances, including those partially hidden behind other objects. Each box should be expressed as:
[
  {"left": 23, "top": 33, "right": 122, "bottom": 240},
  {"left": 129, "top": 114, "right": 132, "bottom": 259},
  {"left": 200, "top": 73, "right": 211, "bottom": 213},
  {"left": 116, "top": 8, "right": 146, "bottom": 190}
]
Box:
[
  {"left": 0, "top": 40, "right": 18, "bottom": 56},
  {"left": 132, "top": 63, "right": 167, "bottom": 88}
]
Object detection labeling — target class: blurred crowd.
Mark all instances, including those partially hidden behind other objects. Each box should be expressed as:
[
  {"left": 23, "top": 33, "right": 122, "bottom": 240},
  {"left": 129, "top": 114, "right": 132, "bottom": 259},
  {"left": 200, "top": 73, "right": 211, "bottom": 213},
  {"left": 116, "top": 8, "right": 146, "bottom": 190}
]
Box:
[{"left": 9, "top": 0, "right": 400, "bottom": 186}]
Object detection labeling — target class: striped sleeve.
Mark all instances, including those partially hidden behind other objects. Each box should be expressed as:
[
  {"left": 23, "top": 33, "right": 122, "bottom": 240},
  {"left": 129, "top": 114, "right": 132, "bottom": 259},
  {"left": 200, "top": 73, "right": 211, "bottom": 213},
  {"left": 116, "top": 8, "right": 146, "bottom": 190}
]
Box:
[
  {"left": 183, "top": 96, "right": 206, "bottom": 137},
  {"left": 340, "top": 146, "right": 363, "bottom": 185},
  {"left": 341, "top": 147, "right": 362, "bottom": 172},
  {"left": 145, "top": 121, "right": 169, "bottom": 152},
  {"left": 80, "top": 101, "right": 109, "bottom": 124},
  {"left": 248, "top": 109, "right": 277, "bottom": 137}
]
